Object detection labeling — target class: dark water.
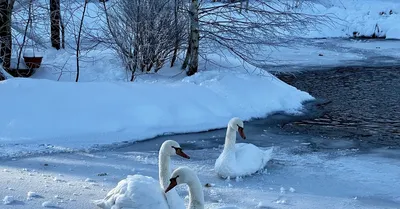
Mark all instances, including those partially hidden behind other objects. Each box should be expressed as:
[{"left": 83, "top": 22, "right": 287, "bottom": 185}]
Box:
[
  {"left": 118, "top": 66, "right": 400, "bottom": 155},
  {"left": 276, "top": 66, "right": 400, "bottom": 148}
]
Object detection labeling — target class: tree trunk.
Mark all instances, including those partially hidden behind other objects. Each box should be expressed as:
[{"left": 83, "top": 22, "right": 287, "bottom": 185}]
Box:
[
  {"left": 0, "top": 0, "right": 14, "bottom": 71},
  {"left": 50, "top": 0, "right": 61, "bottom": 50},
  {"left": 181, "top": 30, "right": 192, "bottom": 70},
  {"left": 170, "top": 0, "right": 179, "bottom": 67},
  {"left": 60, "top": 9, "right": 65, "bottom": 49},
  {"left": 187, "top": 0, "right": 199, "bottom": 76},
  {"left": 130, "top": 2, "right": 141, "bottom": 81},
  {"left": 16, "top": 0, "right": 33, "bottom": 71},
  {"left": 76, "top": 0, "right": 88, "bottom": 82},
  {"left": 0, "top": 68, "right": 5, "bottom": 80}
]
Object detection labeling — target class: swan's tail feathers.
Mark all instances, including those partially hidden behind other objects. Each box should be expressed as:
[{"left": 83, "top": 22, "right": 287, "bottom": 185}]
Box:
[
  {"left": 263, "top": 146, "right": 274, "bottom": 164},
  {"left": 92, "top": 199, "right": 107, "bottom": 208}
]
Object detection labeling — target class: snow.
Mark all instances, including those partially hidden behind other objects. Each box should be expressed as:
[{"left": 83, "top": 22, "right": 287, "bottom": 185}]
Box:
[
  {"left": 386, "top": 26, "right": 400, "bottom": 39},
  {"left": 27, "top": 191, "right": 41, "bottom": 200},
  {"left": 0, "top": 69, "right": 312, "bottom": 158},
  {"left": 0, "top": 137, "right": 399, "bottom": 209},
  {"left": 261, "top": 41, "right": 363, "bottom": 67},
  {"left": 3, "top": 196, "right": 15, "bottom": 205},
  {"left": 256, "top": 201, "right": 269, "bottom": 208},
  {"left": 299, "top": 0, "right": 400, "bottom": 39},
  {"left": 85, "top": 178, "right": 95, "bottom": 182},
  {"left": 42, "top": 201, "right": 57, "bottom": 207}
]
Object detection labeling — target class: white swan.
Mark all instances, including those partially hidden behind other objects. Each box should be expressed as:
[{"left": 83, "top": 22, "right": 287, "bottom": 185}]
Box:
[
  {"left": 165, "top": 166, "right": 241, "bottom": 209},
  {"left": 214, "top": 117, "right": 273, "bottom": 178},
  {"left": 94, "top": 140, "right": 190, "bottom": 209}
]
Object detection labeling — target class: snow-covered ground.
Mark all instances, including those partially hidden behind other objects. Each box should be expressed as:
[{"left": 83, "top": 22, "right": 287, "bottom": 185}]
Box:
[{"left": 1, "top": 130, "right": 399, "bottom": 209}]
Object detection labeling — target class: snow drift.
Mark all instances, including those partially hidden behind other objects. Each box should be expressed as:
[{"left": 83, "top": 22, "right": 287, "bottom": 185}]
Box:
[{"left": 0, "top": 70, "right": 313, "bottom": 157}]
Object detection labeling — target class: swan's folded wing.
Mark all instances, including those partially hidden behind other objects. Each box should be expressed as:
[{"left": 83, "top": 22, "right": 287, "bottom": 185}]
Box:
[
  {"left": 94, "top": 175, "right": 169, "bottom": 209},
  {"left": 165, "top": 188, "right": 186, "bottom": 209},
  {"left": 93, "top": 178, "right": 129, "bottom": 208},
  {"left": 235, "top": 143, "right": 270, "bottom": 176},
  {"left": 105, "top": 178, "right": 128, "bottom": 200},
  {"left": 124, "top": 175, "right": 170, "bottom": 209}
]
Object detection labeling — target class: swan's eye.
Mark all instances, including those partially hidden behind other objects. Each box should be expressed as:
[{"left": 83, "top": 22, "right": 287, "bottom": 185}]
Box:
[
  {"left": 172, "top": 146, "right": 182, "bottom": 152},
  {"left": 170, "top": 175, "right": 179, "bottom": 182}
]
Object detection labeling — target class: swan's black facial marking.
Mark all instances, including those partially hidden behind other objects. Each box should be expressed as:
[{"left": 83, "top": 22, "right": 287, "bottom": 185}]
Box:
[
  {"left": 170, "top": 175, "right": 179, "bottom": 182},
  {"left": 237, "top": 125, "right": 246, "bottom": 139},
  {"left": 165, "top": 175, "right": 179, "bottom": 193},
  {"left": 172, "top": 146, "right": 190, "bottom": 159},
  {"left": 171, "top": 146, "right": 181, "bottom": 152}
]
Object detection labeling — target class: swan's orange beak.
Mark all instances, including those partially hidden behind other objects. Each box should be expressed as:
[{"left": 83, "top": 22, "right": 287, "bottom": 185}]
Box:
[
  {"left": 238, "top": 127, "right": 246, "bottom": 139},
  {"left": 176, "top": 148, "right": 190, "bottom": 159},
  {"left": 165, "top": 179, "right": 178, "bottom": 193}
]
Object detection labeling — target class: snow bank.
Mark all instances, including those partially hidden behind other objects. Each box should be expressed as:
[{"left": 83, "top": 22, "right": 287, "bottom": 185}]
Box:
[
  {"left": 0, "top": 71, "right": 312, "bottom": 157},
  {"left": 386, "top": 26, "right": 400, "bottom": 39},
  {"left": 300, "top": 0, "right": 400, "bottom": 39}
]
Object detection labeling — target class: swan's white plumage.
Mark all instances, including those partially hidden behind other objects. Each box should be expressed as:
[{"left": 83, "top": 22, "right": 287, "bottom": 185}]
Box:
[
  {"left": 94, "top": 175, "right": 169, "bottom": 209},
  {"left": 214, "top": 117, "right": 273, "bottom": 178},
  {"left": 94, "top": 140, "right": 188, "bottom": 209},
  {"left": 164, "top": 187, "right": 185, "bottom": 209}
]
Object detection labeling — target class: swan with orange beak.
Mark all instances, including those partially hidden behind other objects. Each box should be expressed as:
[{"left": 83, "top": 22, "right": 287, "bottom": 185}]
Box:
[
  {"left": 214, "top": 117, "right": 274, "bottom": 178},
  {"left": 93, "top": 140, "right": 190, "bottom": 209}
]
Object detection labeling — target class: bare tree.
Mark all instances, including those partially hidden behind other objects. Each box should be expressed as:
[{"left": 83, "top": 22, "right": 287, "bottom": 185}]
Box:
[
  {"left": 102, "top": 0, "right": 187, "bottom": 80},
  {"left": 170, "top": 0, "right": 187, "bottom": 67},
  {"left": 180, "top": 0, "right": 332, "bottom": 75}
]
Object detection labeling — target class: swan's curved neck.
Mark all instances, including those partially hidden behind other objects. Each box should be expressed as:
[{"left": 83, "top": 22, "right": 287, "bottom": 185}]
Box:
[
  {"left": 223, "top": 125, "right": 237, "bottom": 152},
  {"left": 187, "top": 176, "right": 205, "bottom": 209},
  {"left": 159, "top": 150, "right": 171, "bottom": 189}
]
